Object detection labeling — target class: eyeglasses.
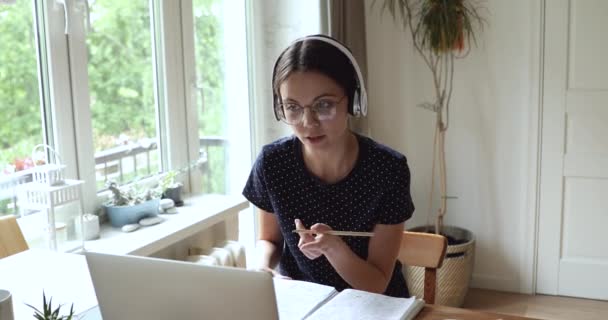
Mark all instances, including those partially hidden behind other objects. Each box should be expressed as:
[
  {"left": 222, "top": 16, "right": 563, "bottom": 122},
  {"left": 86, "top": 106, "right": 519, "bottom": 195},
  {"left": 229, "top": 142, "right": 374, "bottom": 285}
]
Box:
[{"left": 276, "top": 95, "right": 346, "bottom": 125}]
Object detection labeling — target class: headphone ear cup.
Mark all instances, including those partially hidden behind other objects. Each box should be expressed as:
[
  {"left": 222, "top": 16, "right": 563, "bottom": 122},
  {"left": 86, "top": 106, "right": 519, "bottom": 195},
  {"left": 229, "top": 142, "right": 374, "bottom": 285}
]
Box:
[{"left": 352, "top": 90, "right": 361, "bottom": 117}]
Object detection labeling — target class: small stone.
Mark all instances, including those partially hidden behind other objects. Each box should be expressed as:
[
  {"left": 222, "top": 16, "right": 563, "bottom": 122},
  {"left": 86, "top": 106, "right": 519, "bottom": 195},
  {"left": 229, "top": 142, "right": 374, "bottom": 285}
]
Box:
[
  {"left": 121, "top": 224, "right": 139, "bottom": 232},
  {"left": 139, "top": 216, "right": 165, "bottom": 226},
  {"left": 160, "top": 198, "right": 175, "bottom": 209},
  {"left": 163, "top": 207, "right": 178, "bottom": 214}
]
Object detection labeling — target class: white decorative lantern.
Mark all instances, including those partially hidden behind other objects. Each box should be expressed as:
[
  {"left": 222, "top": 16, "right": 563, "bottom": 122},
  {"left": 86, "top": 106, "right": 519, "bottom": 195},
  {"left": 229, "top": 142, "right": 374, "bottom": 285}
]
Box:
[
  {"left": 17, "top": 147, "right": 85, "bottom": 252},
  {"left": 31, "top": 144, "right": 66, "bottom": 186}
]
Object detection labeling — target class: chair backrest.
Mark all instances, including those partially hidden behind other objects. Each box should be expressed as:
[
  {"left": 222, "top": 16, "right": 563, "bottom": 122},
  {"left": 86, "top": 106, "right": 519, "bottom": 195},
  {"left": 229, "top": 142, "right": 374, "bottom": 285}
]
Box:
[
  {"left": 0, "top": 215, "right": 29, "bottom": 259},
  {"left": 398, "top": 231, "right": 447, "bottom": 304}
]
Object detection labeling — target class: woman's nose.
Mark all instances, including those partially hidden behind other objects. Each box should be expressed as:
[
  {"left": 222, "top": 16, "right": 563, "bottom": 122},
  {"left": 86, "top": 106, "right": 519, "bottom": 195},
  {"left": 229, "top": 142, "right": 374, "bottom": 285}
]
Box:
[{"left": 301, "top": 108, "right": 320, "bottom": 128}]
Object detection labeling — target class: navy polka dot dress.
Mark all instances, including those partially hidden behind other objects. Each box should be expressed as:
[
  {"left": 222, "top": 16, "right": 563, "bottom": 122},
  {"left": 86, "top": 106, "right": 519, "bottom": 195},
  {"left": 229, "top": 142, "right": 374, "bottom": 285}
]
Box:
[{"left": 242, "top": 134, "right": 414, "bottom": 297}]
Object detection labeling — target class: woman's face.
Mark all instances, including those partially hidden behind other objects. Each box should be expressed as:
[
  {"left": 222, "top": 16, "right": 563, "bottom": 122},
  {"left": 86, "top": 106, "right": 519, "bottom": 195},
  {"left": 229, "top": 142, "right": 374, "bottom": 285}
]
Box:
[{"left": 278, "top": 71, "right": 350, "bottom": 151}]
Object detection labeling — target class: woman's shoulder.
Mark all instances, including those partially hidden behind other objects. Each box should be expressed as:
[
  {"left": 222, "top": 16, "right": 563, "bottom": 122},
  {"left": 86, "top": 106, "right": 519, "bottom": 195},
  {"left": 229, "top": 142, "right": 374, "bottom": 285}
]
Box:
[
  {"left": 358, "top": 134, "right": 412, "bottom": 185},
  {"left": 358, "top": 134, "right": 408, "bottom": 165}
]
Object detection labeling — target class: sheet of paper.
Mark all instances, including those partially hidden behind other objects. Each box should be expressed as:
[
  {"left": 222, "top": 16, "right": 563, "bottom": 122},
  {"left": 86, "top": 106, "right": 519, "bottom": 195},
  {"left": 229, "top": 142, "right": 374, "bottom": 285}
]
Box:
[
  {"left": 273, "top": 278, "right": 337, "bottom": 320},
  {"left": 305, "top": 288, "right": 423, "bottom": 320}
]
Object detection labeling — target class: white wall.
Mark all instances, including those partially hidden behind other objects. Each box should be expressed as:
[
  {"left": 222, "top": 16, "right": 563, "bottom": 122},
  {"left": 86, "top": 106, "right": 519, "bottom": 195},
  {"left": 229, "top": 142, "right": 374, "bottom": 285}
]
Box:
[{"left": 364, "top": 0, "right": 542, "bottom": 294}]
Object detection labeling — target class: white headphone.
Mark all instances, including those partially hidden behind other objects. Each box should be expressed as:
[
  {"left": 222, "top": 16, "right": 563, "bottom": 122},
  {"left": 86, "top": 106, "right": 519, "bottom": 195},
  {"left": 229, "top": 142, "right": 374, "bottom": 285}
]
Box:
[{"left": 272, "top": 35, "right": 368, "bottom": 118}]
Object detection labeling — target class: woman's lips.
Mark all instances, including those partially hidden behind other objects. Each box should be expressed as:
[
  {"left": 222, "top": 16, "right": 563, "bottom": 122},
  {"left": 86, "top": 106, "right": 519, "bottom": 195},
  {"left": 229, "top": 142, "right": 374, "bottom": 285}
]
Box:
[{"left": 306, "top": 135, "right": 326, "bottom": 143}]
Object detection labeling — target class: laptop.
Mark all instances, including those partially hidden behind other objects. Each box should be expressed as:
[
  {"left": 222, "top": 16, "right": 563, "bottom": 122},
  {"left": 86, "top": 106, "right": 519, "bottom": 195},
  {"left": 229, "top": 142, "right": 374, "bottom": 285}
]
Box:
[{"left": 85, "top": 252, "right": 279, "bottom": 320}]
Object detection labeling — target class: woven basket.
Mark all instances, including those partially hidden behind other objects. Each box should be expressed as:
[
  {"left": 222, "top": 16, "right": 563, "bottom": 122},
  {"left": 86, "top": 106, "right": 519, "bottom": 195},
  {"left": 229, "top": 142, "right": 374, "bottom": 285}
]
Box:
[{"left": 403, "top": 225, "right": 475, "bottom": 307}]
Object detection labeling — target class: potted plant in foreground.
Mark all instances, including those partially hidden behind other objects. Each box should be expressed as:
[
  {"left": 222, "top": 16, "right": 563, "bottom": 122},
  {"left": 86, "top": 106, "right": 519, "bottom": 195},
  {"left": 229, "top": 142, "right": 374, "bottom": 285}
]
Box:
[
  {"left": 26, "top": 291, "right": 74, "bottom": 320},
  {"left": 376, "top": 0, "right": 486, "bottom": 307}
]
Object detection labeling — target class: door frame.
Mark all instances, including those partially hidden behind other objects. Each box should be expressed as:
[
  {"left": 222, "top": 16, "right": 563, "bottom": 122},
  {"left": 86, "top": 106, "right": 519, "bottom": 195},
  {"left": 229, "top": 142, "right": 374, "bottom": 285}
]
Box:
[{"left": 535, "top": 0, "right": 571, "bottom": 295}]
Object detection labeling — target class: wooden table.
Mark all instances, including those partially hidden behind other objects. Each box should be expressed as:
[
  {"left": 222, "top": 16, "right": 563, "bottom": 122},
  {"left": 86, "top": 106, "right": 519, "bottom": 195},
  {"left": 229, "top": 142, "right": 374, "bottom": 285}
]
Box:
[
  {"left": 2, "top": 251, "right": 541, "bottom": 320},
  {"left": 418, "top": 304, "right": 540, "bottom": 320}
]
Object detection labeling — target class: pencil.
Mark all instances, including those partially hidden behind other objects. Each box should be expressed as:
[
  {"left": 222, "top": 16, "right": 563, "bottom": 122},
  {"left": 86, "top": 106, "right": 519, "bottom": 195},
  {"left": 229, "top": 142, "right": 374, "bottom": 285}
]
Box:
[{"left": 292, "top": 229, "right": 375, "bottom": 237}]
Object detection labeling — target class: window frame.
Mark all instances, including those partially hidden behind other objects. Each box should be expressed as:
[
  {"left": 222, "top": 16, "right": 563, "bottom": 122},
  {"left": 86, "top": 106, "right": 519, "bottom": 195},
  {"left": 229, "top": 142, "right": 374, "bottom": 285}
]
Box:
[
  {"left": 2, "top": 0, "right": 253, "bottom": 227},
  {"left": 60, "top": 0, "right": 201, "bottom": 211}
]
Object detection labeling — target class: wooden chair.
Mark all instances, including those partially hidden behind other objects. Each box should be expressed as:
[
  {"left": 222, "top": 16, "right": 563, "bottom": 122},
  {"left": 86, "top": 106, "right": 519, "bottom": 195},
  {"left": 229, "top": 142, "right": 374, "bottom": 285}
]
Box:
[
  {"left": 398, "top": 231, "right": 448, "bottom": 304},
  {"left": 0, "top": 215, "right": 29, "bottom": 259}
]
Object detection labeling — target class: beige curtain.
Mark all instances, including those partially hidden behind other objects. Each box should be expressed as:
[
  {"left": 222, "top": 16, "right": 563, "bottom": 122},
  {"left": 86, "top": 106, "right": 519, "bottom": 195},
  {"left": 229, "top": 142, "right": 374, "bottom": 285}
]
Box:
[{"left": 326, "top": 0, "right": 370, "bottom": 135}]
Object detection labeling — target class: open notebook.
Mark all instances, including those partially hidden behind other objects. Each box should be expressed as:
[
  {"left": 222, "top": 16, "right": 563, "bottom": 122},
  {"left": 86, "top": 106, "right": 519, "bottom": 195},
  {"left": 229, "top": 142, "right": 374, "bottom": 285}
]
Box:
[{"left": 273, "top": 279, "right": 424, "bottom": 320}]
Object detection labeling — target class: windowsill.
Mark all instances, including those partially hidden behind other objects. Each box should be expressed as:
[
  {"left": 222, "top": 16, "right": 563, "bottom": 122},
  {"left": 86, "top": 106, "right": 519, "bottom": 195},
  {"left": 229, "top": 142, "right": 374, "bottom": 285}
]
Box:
[{"left": 83, "top": 193, "right": 249, "bottom": 256}]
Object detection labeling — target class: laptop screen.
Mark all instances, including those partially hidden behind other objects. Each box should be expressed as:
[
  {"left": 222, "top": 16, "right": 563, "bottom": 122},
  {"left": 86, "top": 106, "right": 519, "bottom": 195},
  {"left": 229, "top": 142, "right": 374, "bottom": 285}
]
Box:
[{"left": 85, "top": 252, "right": 279, "bottom": 320}]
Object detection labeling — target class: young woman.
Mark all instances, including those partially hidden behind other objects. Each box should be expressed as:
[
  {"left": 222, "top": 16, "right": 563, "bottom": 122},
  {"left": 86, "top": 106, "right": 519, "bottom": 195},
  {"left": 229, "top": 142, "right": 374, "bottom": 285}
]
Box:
[{"left": 243, "top": 35, "right": 414, "bottom": 298}]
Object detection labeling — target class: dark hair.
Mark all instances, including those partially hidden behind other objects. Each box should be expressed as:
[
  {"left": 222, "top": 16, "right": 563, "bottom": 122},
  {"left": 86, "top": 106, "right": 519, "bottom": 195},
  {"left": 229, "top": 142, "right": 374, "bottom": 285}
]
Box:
[{"left": 272, "top": 37, "right": 359, "bottom": 116}]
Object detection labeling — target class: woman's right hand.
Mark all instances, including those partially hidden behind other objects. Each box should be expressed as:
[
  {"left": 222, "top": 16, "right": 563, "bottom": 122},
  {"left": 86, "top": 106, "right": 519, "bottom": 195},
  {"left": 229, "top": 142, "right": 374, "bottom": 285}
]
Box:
[{"left": 295, "top": 219, "right": 324, "bottom": 260}]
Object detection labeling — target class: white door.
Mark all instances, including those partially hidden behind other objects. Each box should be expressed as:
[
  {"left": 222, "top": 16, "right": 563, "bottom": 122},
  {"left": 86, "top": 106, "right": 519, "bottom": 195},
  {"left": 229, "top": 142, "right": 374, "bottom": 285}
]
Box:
[{"left": 537, "top": 0, "right": 608, "bottom": 300}]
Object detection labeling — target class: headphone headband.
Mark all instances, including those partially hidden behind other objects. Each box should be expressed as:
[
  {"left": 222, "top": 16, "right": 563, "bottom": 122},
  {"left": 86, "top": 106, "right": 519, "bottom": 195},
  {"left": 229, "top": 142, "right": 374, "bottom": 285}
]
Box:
[{"left": 271, "top": 35, "right": 368, "bottom": 120}]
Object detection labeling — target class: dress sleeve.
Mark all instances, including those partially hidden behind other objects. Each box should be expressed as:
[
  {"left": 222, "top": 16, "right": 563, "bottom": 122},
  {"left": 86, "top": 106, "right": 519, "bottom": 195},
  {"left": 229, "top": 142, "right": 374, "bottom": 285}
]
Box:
[
  {"left": 242, "top": 148, "right": 274, "bottom": 213},
  {"left": 376, "top": 157, "right": 415, "bottom": 224}
]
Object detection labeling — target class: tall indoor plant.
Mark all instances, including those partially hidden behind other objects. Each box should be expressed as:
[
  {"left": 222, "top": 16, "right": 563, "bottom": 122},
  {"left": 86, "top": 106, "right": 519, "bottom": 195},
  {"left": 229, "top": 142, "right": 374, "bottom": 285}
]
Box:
[{"left": 376, "top": 0, "right": 486, "bottom": 306}]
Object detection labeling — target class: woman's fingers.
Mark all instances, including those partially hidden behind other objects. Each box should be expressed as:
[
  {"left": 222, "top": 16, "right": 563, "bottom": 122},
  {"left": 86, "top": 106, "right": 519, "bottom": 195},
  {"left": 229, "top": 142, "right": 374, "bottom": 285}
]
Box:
[
  {"left": 296, "top": 221, "right": 338, "bottom": 260},
  {"left": 299, "top": 230, "right": 327, "bottom": 260},
  {"left": 296, "top": 218, "right": 316, "bottom": 258},
  {"left": 295, "top": 219, "right": 324, "bottom": 259},
  {"left": 295, "top": 219, "right": 313, "bottom": 242},
  {"left": 299, "top": 241, "right": 322, "bottom": 259},
  {"left": 300, "top": 246, "right": 323, "bottom": 260},
  {"left": 310, "top": 223, "right": 332, "bottom": 233}
]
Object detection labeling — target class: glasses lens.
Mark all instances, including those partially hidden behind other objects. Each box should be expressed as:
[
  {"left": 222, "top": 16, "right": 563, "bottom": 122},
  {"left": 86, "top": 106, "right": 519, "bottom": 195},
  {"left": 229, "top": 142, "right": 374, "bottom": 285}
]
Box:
[
  {"left": 282, "top": 104, "right": 303, "bottom": 124},
  {"left": 313, "top": 100, "right": 336, "bottom": 120},
  {"left": 279, "top": 98, "right": 340, "bottom": 124}
]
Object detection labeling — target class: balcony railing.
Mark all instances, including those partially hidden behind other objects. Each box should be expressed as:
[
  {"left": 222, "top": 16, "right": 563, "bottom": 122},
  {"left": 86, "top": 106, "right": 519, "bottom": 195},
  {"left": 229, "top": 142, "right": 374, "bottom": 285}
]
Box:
[
  {"left": 0, "top": 136, "right": 227, "bottom": 216},
  {"left": 0, "top": 169, "right": 32, "bottom": 215},
  {"left": 93, "top": 136, "right": 227, "bottom": 191},
  {"left": 94, "top": 138, "right": 160, "bottom": 187}
]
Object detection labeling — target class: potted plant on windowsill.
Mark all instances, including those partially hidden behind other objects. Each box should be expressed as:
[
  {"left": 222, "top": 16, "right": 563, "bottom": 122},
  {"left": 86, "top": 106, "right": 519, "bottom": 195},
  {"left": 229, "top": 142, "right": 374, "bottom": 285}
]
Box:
[
  {"left": 157, "top": 170, "right": 184, "bottom": 207},
  {"left": 375, "top": 0, "right": 486, "bottom": 307},
  {"left": 155, "top": 157, "right": 206, "bottom": 207},
  {"left": 103, "top": 181, "right": 160, "bottom": 228}
]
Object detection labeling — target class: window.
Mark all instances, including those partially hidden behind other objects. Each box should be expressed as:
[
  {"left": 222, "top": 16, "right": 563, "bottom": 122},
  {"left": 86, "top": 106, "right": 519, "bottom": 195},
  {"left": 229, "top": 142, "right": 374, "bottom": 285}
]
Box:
[
  {"left": 87, "top": 0, "right": 161, "bottom": 189},
  {"left": 192, "top": 0, "right": 251, "bottom": 195},
  {"left": 0, "top": 0, "right": 254, "bottom": 249},
  {"left": 0, "top": 0, "right": 49, "bottom": 216}
]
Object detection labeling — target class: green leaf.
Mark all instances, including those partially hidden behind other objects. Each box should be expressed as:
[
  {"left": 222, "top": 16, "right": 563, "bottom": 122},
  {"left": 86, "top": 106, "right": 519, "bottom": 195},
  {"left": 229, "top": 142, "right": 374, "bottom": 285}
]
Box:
[
  {"left": 25, "top": 303, "right": 44, "bottom": 320},
  {"left": 52, "top": 305, "right": 60, "bottom": 318},
  {"left": 66, "top": 304, "right": 75, "bottom": 320},
  {"left": 45, "top": 296, "right": 51, "bottom": 318}
]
